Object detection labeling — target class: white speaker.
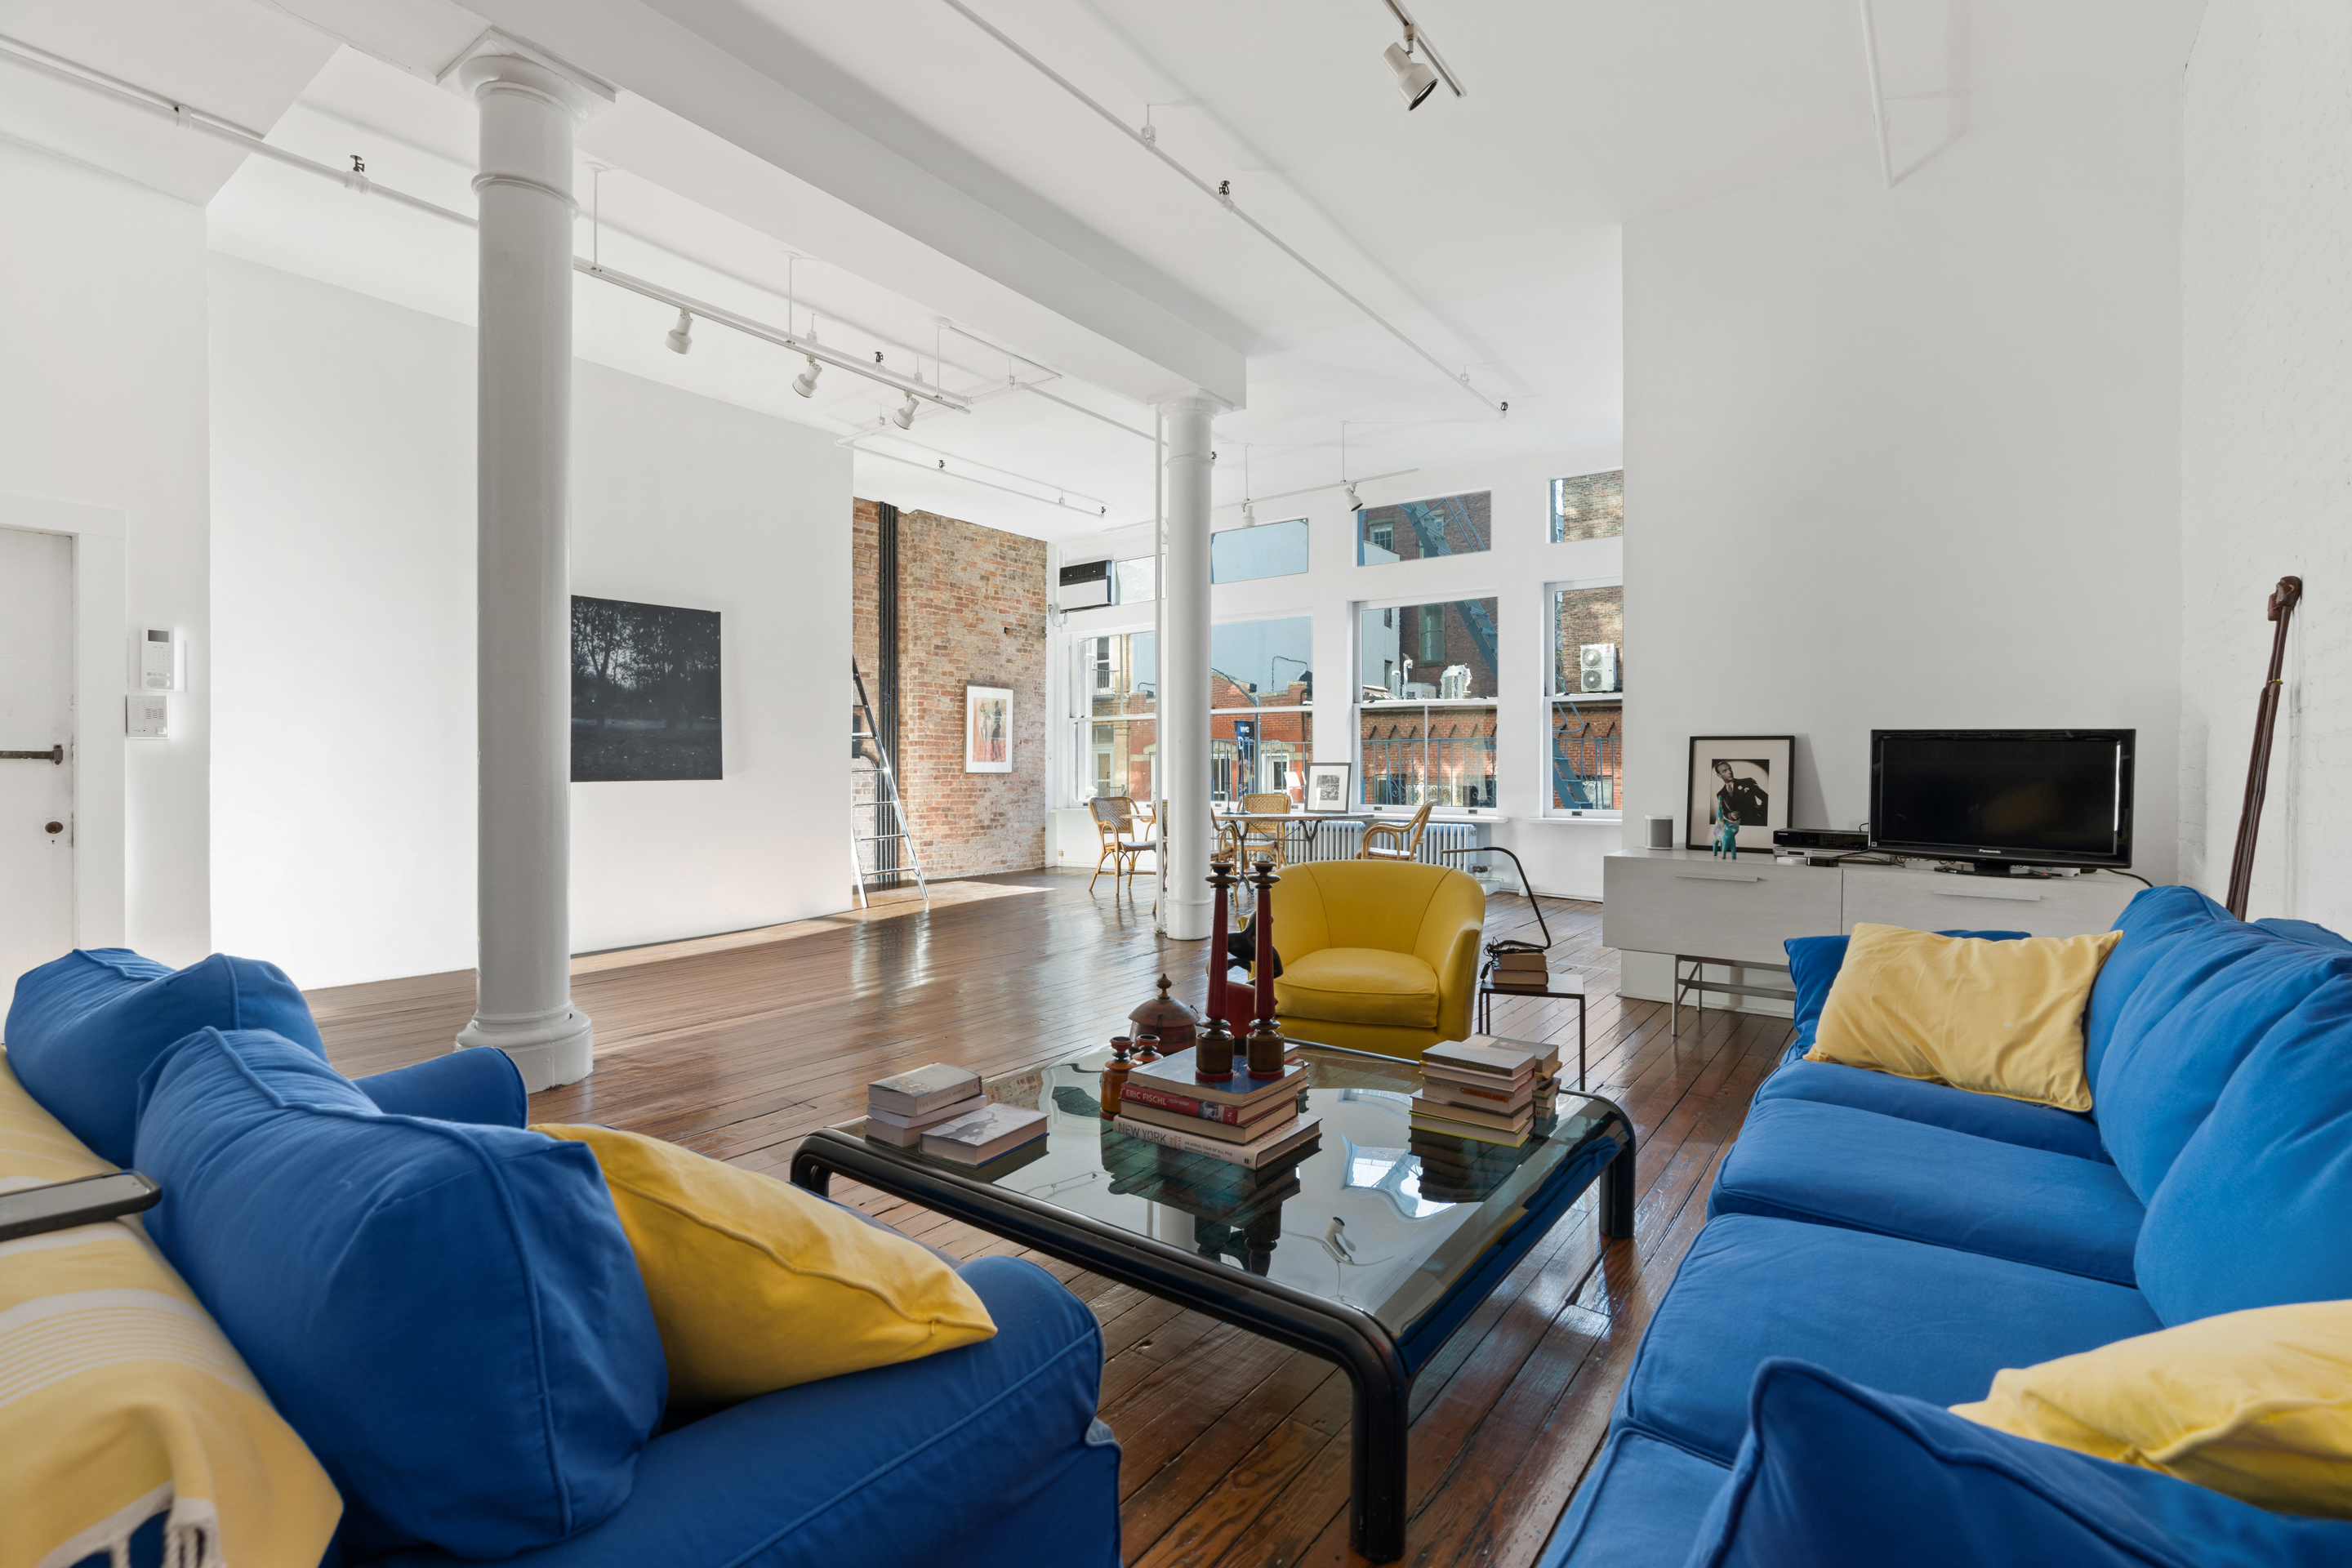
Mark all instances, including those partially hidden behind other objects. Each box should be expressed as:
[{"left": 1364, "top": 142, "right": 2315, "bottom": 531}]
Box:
[
  {"left": 1646, "top": 815, "right": 1675, "bottom": 849},
  {"left": 1579, "top": 642, "right": 1620, "bottom": 692}
]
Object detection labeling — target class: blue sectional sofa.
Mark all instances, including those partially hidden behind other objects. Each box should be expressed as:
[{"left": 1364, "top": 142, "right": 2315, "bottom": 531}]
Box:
[
  {"left": 1538, "top": 887, "right": 2352, "bottom": 1566},
  {"left": 4, "top": 949, "right": 1119, "bottom": 1568}
]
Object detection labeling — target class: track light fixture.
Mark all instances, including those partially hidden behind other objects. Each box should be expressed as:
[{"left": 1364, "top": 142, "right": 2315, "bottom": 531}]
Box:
[
  {"left": 1343, "top": 480, "right": 1361, "bottom": 510},
  {"left": 791, "top": 356, "right": 822, "bottom": 399},
  {"left": 890, "top": 391, "right": 919, "bottom": 430},
  {"left": 1242, "top": 501, "right": 1258, "bottom": 527},
  {"left": 1385, "top": 23, "right": 1439, "bottom": 110},
  {"left": 665, "top": 309, "right": 693, "bottom": 354}
]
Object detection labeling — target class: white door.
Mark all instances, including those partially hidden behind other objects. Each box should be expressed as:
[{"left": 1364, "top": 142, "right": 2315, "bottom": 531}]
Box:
[{"left": 0, "top": 527, "right": 74, "bottom": 994}]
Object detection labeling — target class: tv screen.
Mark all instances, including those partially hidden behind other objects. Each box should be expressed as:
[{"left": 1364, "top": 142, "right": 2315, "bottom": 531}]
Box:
[{"left": 1869, "top": 730, "right": 2134, "bottom": 867}]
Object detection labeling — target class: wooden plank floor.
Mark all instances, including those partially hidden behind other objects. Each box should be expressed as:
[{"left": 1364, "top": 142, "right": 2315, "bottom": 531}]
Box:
[{"left": 308, "top": 872, "right": 1789, "bottom": 1568}]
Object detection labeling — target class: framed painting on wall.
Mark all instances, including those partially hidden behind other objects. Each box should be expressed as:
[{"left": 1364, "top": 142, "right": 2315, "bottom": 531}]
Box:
[
  {"left": 965, "top": 684, "right": 1013, "bottom": 773},
  {"left": 1304, "top": 762, "right": 1353, "bottom": 814},
  {"left": 1685, "top": 735, "right": 1792, "bottom": 854},
  {"left": 571, "top": 595, "right": 722, "bottom": 782}
]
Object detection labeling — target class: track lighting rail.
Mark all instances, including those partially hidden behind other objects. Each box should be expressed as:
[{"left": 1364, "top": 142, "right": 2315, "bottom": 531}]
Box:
[
  {"left": 933, "top": 0, "right": 1506, "bottom": 418},
  {"left": 0, "top": 32, "right": 970, "bottom": 413}
]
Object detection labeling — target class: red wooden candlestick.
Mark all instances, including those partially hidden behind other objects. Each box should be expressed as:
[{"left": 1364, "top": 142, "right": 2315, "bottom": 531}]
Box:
[
  {"left": 1197, "top": 860, "right": 1238, "bottom": 1078},
  {"left": 1247, "top": 858, "right": 1285, "bottom": 1078}
]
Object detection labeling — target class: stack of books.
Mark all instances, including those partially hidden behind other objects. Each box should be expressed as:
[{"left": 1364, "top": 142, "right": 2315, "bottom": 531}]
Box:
[
  {"left": 1489, "top": 946, "right": 1551, "bottom": 992},
  {"left": 1411, "top": 1038, "right": 1554, "bottom": 1147},
  {"left": 1111, "top": 1047, "right": 1321, "bottom": 1170},
  {"left": 867, "top": 1062, "right": 1049, "bottom": 1167}
]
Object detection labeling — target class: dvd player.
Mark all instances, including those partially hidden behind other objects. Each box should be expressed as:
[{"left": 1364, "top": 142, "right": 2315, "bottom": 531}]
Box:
[{"left": 1771, "top": 829, "right": 1869, "bottom": 851}]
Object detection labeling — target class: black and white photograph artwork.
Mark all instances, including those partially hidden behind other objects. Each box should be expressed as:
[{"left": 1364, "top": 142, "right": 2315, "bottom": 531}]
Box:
[
  {"left": 1305, "top": 762, "right": 1353, "bottom": 814},
  {"left": 1686, "top": 735, "right": 1793, "bottom": 853},
  {"left": 572, "top": 595, "right": 723, "bottom": 782}
]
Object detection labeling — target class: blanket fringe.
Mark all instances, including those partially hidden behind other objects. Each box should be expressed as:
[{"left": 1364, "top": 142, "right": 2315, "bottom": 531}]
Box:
[{"left": 36, "top": 1484, "right": 223, "bottom": 1568}]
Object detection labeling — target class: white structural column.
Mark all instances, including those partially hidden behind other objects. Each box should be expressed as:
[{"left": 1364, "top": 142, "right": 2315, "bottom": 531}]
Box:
[
  {"left": 1159, "top": 395, "right": 1219, "bottom": 941},
  {"left": 452, "top": 45, "right": 611, "bottom": 1090}
]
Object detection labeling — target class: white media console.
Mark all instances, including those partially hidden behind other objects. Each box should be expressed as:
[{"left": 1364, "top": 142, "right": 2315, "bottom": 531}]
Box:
[{"left": 1601, "top": 848, "right": 2142, "bottom": 1028}]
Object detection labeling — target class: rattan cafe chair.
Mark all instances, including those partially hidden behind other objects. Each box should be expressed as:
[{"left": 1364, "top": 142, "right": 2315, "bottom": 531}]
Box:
[{"left": 1357, "top": 799, "right": 1434, "bottom": 862}]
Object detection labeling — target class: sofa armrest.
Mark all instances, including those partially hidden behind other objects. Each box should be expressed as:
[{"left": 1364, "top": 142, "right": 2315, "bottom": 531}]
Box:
[
  {"left": 1414, "top": 875, "right": 1487, "bottom": 1040},
  {"left": 1686, "top": 1360, "right": 2352, "bottom": 1568},
  {"left": 354, "top": 1049, "right": 527, "bottom": 1127}
]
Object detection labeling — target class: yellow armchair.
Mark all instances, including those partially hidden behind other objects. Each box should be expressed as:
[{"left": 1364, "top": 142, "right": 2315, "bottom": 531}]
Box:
[{"left": 1266, "top": 860, "right": 1486, "bottom": 1060}]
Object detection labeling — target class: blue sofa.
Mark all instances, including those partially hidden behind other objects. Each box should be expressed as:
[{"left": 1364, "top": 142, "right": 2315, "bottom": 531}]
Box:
[
  {"left": 4, "top": 950, "right": 1119, "bottom": 1568},
  {"left": 1538, "top": 888, "right": 2352, "bottom": 1566}
]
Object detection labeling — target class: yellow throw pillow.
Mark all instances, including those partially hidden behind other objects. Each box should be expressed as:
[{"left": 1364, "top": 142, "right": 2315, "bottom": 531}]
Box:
[
  {"left": 1806, "top": 923, "right": 2121, "bottom": 1111},
  {"left": 537, "top": 1124, "right": 996, "bottom": 1405},
  {"left": 1952, "top": 1301, "right": 2352, "bottom": 1517}
]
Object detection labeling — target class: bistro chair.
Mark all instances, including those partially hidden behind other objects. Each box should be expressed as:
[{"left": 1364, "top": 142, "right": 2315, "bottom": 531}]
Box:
[
  {"left": 1234, "top": 791, "right": 1295, "bottom": 870},
  {"left": 1086, "top": 795, "right": 1159, "bottom": 898},
  {"left": 1357, "top": 800, "right": 1433, "bottom": 862}
]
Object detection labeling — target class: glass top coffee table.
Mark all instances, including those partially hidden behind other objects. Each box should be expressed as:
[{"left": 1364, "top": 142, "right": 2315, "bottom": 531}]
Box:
[{"left": 789, "top": 1039, "right": 1634, "bottom": 1562}]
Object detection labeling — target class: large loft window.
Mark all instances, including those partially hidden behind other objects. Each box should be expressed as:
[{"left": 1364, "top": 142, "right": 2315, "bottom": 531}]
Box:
[
  {"left": 1357, "top": 490, "right": 1492, "bottom": 564},
  {"left": 1355, "top": 598, "right": 1499, "bottom": 808},
  {"left": 1210, "top": 615, "right": 1313, "bottom": 804},
  {"left": 1210, "top": 518, "right": 1308, "bottom": 583},
  {"left": 1112, "top": 555, "right": 1157, "bottom": 603},
  {"left": 1551, "top": 470, "right": 1624, "bottom": 542},
  {"left": 1550, "top": 583, "right": 1623, "bottom": 814},
  {"left": 1076, "top": 630, "right": 1156, "bottom": 800}
]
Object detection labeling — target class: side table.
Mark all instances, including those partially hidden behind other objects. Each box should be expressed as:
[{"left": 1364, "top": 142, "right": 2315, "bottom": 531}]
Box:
[{"left": 1476, "top": 964, "right": 1588, "bottom": 1089}]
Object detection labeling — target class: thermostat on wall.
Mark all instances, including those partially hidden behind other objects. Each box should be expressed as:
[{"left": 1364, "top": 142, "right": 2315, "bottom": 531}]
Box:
[
  {"left": 127, "top": 694, "right": 169, "bottom": 739},
  {"left": 136, "top": 627, "right": 180, "bottom": 692}
]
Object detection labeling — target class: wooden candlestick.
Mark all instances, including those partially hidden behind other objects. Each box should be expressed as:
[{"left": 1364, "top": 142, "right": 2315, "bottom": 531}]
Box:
[
  {"left": 1102, "top": 1036, "right": 1134, "bottom": 1118},
  {"left": 1197, "top": 860, "right": 1238, "bottom": 1078},
  {"left": 1247, "top": 858, "right": 1284, "bottom": 1079}
]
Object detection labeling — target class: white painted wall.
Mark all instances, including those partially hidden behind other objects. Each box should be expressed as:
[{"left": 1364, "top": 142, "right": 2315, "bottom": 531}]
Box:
[
  {"left": 0, "top": 143, "right": 212, "bottom": 966},
  {"left": 2180, "top": 0, "right": 2352, "bottom": 930},
  {"left": 211, "top": 256, "right": 851, "bottom": 988},
  {"left": 1053, "top": 447, "right": 1624, "bottom": 900},
  {"left": 1622, "top": 96, "right": 2185, "bottom": 889}
]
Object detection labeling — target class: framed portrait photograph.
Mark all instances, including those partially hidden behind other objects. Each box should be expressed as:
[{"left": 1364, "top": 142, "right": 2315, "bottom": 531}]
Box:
[
  {"left": 1686, "top": 735, "right": 1793, "bottom": 854},
  {"left": 1304, "top": 761, "right": 1353, "bottom": 814},
  {"left": 964, "top": 684, "right": 1013, "bottom": 773}
]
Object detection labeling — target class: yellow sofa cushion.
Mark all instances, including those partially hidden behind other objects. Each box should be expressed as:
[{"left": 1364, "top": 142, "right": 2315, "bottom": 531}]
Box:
[
  {"left": 1952, "top": 1301, "right": 2352, "bottom": 1517},
  {"left": 1806, "top": 923, "right": 2122, "bottom": 1111},
  {"left": 1, "top": 1053, "right": 341, "bottom": 1568},
  {"left": 537, "top": 1124, "right": 996, "bottom": 1405},
  {"left": 1275, "top": 947, "right": 1441, "bottom": 1028}
]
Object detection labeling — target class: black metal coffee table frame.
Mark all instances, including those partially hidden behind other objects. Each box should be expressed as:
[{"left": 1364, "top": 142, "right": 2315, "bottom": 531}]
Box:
[{"left": 792, "top": 1095, "right": 1634, "bottom": 1561}]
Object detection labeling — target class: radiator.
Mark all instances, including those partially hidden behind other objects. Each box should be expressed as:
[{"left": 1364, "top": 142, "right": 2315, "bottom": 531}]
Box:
[{"left": 1290, "top": 818, "right": 1480, "bottom": 867}]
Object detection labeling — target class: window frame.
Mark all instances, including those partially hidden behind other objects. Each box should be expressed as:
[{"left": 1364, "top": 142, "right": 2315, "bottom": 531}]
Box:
[
  {"left": 1351, "top": 593, "right": 1503, "bottom": 814},
  {"left": 1209, "top": 612, "right": 1315, "bottom": 808},
  {"left": 1355, "top": 488, "right": 1495, "bottom": 566},
  {"left": 1544, "top": 575, "right": 1625, "bottom": 821}
]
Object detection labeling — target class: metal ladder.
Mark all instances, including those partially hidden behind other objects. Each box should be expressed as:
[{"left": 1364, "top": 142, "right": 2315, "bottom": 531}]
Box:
[{"left": 849, "top": 660, "right": 929, "bottom": 911}]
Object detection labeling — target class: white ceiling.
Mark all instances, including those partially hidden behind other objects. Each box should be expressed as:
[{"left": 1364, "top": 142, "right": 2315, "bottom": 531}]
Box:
[{"left": 1, "top": 0, "right": 2206, "bottom": 538}]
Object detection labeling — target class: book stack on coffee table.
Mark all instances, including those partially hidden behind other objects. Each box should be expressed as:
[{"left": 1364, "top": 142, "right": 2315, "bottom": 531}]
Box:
[
  {"left": 1410, "top": 1038, "right": 1557, "bottom": 1148},
  {"left": 864, "top": 1064, "right": 983, "bottom": 1147},
  {"left": 1489, "top": 947, "right": 1551, "bottom": 992},
  {"left": 1112, "top": 1047, "right": 1321, "bottom": 1170}
]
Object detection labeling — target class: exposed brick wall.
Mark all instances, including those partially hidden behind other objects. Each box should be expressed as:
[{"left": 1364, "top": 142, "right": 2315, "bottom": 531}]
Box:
[{"left": 852, "top": 498, "right": 1049, "bottom": 882}]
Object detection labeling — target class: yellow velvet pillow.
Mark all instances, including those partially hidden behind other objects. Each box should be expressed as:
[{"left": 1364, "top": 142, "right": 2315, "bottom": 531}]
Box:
[
  {"left": 1952, "top": 1301, "right": 2352, "bottom": 1517},
  {"left": 537, "top": 1124, "right": 995, "bottom": 1405},
  {"left": 1806, "top": 923, "right": 2122, "bottom": 1111}
]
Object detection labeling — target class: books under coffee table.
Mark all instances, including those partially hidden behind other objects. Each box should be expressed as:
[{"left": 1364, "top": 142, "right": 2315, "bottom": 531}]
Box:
[{"left": 795, "top": 1036, "right": 1635, "bottom": 1564}]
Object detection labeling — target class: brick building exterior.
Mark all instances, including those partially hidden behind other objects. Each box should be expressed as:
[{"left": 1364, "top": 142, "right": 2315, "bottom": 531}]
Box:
[{"left": 852, "top": 499, "right": 1049, "bottom": 882}]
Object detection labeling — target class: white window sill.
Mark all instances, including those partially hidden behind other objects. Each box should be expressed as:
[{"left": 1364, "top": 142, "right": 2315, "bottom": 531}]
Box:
[{"left": 1527, "top": 813, "right": 1624, "bottom": 826}]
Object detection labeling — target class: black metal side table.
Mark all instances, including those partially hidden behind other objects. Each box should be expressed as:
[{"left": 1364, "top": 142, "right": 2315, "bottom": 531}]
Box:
[{"left": 1476, "top": 964, "right": 1590, "bottom": 1089}]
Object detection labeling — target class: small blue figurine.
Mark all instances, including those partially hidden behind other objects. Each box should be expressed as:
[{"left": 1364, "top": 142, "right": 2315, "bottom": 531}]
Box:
[{"left": 1713, "top": 811, "right": 1740, "bottom": 858}]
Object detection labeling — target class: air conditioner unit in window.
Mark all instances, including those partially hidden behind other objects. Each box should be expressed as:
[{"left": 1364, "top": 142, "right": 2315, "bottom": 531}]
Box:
[
  {"left": 1058, "top": 559, "right": 1111, "bottom": 609},
  {"left": 1579, "top": 644, "right": 1620, "bottom": 693},
  {"left": 1438, "top": 664, "right": 1472, "bottom": 699}
]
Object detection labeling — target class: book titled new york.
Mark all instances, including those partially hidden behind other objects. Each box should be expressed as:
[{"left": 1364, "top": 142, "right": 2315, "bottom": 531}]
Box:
[
  {"left": 1126, "top": 1047, "right": 1307, "bottom": 1108},
  {"left": 1113, "top": 1112, "right": 1322, "bottom": 1170},
  {"left": 1117, "top": 1100, "right": 1298, "bottom": 1145},
  {"left": 1117, "top": 1079, "right": 1299, "bottom": 1127},
  {"left": 919, "top": 1102, "right": 1049, "bottom": 1165},
  {"left": 869, "top": 1063, "right": 984, "bottom": 1117}
]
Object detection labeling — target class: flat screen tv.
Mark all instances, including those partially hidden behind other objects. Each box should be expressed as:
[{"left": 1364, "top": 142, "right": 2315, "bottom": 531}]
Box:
[{"left": 1869, "top": 729, "right": 2134, "bottom": 871}]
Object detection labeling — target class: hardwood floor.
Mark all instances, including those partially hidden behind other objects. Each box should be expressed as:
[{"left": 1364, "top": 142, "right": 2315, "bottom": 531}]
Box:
[{"left": 307, "top": 872, "right": 1791, "bottom": 1568}]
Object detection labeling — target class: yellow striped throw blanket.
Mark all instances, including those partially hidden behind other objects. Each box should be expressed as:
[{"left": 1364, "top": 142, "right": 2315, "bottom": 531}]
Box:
[{"left": 1, "top": 1050, "right": 340, "bottom": 1568}]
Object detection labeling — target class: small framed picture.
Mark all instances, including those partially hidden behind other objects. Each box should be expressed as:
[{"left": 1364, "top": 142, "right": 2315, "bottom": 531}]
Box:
[
  {"left": 1304, "top": 761, "right": 1353, "bottom": 813},
  {"left": 1686, "top": 736, "right": 1793, "bottom": 854},
  {"left": 964, "top": 684, "right": 1013, "bottom": 774}
]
